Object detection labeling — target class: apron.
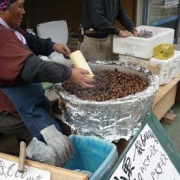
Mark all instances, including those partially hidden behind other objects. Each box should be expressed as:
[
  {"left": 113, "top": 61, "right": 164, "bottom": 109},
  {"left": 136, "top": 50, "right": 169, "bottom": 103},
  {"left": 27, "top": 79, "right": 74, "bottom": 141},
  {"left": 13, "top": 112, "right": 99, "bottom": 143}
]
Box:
[
  {"left": 80, "top": 35, "right": 111, "bottom": 61},
  {"left": 0, "top": 83, "right": 62, "bottom": 141}
]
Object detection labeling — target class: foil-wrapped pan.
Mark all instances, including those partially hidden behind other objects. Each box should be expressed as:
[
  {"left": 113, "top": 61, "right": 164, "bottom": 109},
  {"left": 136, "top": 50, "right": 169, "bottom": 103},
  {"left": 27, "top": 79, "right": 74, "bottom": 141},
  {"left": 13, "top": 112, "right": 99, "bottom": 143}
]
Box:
[{"left": 55, "top": 61, "right": 159, "bottom": 141}]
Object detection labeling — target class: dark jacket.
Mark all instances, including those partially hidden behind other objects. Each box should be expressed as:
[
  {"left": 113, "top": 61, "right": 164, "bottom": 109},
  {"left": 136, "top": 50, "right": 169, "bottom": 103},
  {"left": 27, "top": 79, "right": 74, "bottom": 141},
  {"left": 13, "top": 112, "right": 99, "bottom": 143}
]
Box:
[{"left": 81, "top": 0, "right": 135, "bottom": 35}]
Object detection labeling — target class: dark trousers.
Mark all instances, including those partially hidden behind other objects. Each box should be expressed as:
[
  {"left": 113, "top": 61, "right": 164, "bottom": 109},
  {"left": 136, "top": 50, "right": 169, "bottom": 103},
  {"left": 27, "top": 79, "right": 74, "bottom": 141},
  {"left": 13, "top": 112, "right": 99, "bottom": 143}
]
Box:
[{"left": 0, "top": 112, "right": 32, "bottom": 145}]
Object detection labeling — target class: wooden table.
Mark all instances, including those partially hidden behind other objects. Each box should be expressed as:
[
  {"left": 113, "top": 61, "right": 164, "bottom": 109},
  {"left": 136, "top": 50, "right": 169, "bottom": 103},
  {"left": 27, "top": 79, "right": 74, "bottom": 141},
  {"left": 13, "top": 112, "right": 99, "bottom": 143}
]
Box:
[{"left": 153, "top": 74, "right": 180, "bottom": 120}]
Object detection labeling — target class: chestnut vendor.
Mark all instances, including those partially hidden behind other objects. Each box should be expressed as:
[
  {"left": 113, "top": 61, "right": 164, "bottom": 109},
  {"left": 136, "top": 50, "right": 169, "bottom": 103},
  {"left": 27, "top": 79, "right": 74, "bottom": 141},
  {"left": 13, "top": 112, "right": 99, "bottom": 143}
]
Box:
[
  {"left": 80, "top": 0, "right": 139, "bottom": 61},
  {"left": 0, "top": 0, "right": 94, "bottom": 166}
]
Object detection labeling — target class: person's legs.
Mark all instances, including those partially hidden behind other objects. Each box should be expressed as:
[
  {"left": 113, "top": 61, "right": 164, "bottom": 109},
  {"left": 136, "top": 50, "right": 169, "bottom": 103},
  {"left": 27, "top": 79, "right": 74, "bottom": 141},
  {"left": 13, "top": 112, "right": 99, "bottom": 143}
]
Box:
[{"left": 0, "top": 112, "right": 32, "bottom": 145}]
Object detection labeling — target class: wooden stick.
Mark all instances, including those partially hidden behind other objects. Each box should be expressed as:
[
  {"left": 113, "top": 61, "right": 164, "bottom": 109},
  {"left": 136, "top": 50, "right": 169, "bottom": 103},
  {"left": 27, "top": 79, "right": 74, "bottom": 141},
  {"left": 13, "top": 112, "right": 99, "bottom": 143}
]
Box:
[{"left": 18, "top": 141, "right": 26, "bottom": 173}]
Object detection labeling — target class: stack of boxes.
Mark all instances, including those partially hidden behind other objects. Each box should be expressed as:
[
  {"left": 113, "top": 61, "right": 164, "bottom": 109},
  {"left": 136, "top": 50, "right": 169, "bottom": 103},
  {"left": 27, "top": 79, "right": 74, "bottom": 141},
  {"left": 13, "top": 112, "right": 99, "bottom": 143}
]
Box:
[
  {"left": 112, "top": 25, "right": 180, "bottom": 121},
  {"left": 112, "top": 25, "right": 180, "bottom": 86}
]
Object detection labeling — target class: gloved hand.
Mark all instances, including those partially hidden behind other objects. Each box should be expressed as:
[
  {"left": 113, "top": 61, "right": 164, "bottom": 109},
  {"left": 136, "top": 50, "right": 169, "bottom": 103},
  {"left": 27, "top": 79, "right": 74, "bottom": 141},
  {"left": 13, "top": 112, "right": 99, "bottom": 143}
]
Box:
[
  {"left": 40, "top": 125, "right": 75, "bottom": 166},
  {"left": 26, "top": 137, "right": 60, "bottom": 166}
]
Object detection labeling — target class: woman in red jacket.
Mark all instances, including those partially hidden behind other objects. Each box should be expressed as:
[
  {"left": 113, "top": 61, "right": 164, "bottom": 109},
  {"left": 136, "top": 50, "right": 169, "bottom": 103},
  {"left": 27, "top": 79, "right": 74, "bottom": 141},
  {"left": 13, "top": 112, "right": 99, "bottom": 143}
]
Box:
[{"left": 0, "top": 0, "right": 94, "bottom": 166}]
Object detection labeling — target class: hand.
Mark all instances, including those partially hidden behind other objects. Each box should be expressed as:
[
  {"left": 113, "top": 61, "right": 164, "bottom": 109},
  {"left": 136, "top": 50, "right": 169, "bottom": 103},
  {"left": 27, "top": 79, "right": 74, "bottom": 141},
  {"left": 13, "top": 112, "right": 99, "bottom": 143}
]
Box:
[
  {"left": 131, "top": 29, "right": 139, "bottom": 37},
  {"left": 26, "top": 137, "right": 59, "bottom": 166},
  {"left": 119, "top": 30, "right": 132, "bottom": 37},
  {"left": 40, "top": 125, "right": 75, "bottom": 166},
  {"left": 53, "top": 44, "right": 71, "bottom": 57},
  {"left": 69, "top": 68, "right": 95, "bottom": 88}
]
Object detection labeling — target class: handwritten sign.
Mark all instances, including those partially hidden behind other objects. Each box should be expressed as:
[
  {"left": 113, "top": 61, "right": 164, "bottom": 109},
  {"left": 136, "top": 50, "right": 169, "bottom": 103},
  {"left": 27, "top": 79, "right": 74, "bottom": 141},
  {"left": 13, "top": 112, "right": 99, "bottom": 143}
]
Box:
[
  {"left": 0, "top": 158, "right": 50, "bottom": 180},
  {"left": 110, "top": 124, "right": 180, "bottom": 180}
]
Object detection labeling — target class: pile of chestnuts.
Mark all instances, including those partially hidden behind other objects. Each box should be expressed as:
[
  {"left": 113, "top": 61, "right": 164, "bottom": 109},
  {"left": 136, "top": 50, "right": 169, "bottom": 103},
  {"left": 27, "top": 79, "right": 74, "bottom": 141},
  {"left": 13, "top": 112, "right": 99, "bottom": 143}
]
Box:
[{"left": 62, "top": 68, "right": 149, "bottom": 101}]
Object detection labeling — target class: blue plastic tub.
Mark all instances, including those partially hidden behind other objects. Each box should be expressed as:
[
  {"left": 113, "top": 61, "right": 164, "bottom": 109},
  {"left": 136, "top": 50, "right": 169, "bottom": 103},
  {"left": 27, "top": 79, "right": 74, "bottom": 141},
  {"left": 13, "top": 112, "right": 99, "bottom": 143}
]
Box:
[{"left": 63, "top": 135, "right": 118, "bottom": 180}]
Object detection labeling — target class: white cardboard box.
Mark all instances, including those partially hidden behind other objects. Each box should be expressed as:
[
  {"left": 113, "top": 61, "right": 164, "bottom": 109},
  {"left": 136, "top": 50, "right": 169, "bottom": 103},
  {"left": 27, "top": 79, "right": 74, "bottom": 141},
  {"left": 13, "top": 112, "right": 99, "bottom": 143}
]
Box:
[
  {"left": 150, "top": 50, "right": 180, "bottom": 85},
  {"left": 113, "top": 25, "right": 174, "bottom": 59}
]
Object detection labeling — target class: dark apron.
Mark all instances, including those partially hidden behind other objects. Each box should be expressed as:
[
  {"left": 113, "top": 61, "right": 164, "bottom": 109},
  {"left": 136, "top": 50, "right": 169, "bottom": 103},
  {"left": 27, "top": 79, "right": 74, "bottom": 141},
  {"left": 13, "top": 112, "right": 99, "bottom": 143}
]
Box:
[{"left": 0, "top": 83, "right": 62, "bottom": 141}]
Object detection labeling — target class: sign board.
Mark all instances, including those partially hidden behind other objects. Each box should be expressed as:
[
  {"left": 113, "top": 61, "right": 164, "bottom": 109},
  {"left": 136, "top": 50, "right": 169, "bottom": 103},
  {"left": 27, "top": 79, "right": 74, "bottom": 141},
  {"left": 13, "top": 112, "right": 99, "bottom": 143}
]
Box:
[
  {"left": 0, "top": 152, "right": 87, "bottom": 180},
  {"left": 0, "top": 158, "right": 50, "bottom": 180},
  {"left": 106, "top": 112, "right": 180, "bottom": 180}
]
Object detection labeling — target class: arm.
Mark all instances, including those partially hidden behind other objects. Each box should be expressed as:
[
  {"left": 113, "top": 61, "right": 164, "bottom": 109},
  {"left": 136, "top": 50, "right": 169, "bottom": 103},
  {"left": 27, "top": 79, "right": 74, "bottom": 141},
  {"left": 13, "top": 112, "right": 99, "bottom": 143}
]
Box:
[
  {"left": 24, "top": 32, "right": 55, "bottom": 56},
  {"left": 19, "top": 29, "right": 71, "bottom": 57},
  {"left": 1, "top": 28, "right": 94, "bottom": 88},
  {"left": 20, "top": 54, "right": 71, "bottom": 83},
  {"left": 116, "top": 0, "right": 138, "bottom": 37},
  {"left": 26, "top": 33, "right": 71, "bottom": 58},
  {"left": 17, "top": 28, "right": 55, "bottom": 56},
  {"left": 21, "top": 55, "right": 95, "bottom": 88},
  {"left": 116, "top": 1, "right": 135, "bottom": 32}
]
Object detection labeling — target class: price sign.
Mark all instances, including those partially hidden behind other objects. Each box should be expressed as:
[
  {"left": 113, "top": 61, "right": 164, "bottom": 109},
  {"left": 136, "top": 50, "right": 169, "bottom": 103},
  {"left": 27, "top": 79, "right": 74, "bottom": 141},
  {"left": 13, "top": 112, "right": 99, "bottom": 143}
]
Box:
[
  {"left": 109, "top": 124, "right": 180, "bottom": 180},
  {"left": 0, "top": 158, "right": 50, "bottom": 180}
]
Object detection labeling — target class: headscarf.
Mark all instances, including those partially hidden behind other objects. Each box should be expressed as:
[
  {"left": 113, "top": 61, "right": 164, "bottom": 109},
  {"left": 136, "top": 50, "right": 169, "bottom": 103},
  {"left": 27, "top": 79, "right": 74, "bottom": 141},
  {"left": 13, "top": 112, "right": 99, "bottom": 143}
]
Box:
[{"left": 0, "top": 0, "right": 16, "bottom": 10}]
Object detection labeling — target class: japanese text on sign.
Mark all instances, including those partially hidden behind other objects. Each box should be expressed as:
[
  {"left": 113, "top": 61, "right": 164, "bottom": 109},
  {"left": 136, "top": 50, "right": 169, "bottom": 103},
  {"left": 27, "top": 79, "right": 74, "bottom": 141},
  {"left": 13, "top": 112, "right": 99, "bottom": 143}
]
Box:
[
  {"left": 110, "top": 124, "right": 180, "bottom": 180},
  {"left": 0, "top": 158, "right": 50, "bottom": 180}
]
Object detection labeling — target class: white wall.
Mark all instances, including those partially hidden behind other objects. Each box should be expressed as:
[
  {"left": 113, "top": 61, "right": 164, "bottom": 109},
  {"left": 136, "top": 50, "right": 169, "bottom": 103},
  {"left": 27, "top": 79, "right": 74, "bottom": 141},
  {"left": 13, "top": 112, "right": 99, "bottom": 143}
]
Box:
[{"left": 136, "top": 0, "right": 143, "bottom": 26}]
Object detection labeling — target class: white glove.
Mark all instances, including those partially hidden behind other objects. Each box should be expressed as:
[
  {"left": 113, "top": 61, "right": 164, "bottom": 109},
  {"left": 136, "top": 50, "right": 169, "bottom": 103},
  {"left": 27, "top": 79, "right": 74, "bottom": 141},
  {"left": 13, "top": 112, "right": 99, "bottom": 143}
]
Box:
[
  {"left": 40, "top": 125, "right": 75, "bottom": 166},
  {"left": 26, "top": 137, "right": 60, "bottom": 166}
]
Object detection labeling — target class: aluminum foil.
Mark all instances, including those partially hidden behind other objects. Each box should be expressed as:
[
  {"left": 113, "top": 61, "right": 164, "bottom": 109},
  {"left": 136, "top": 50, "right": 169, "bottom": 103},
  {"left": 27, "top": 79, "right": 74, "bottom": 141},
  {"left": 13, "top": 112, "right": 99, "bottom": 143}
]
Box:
[{"left": 55, "top": 61, "right": 159, "bottom": 141}]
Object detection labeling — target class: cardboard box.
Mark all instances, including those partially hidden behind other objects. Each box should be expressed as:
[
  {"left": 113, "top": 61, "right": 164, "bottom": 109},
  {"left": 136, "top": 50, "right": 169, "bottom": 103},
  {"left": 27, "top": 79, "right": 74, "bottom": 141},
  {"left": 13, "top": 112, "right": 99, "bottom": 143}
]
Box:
[
  {"left": 161, "top": 112, "right": 176, "bottom": 124},
  {"left": 154, "top": 43, "right": 174, "bottom": 60}
]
